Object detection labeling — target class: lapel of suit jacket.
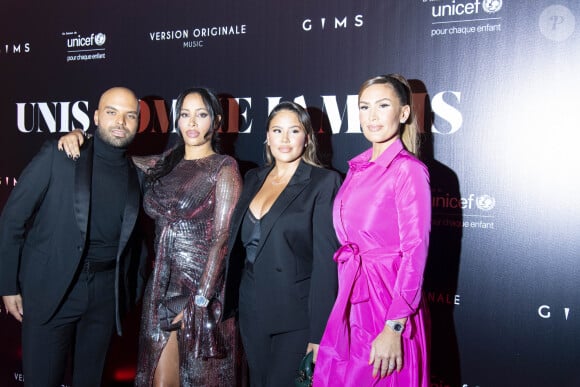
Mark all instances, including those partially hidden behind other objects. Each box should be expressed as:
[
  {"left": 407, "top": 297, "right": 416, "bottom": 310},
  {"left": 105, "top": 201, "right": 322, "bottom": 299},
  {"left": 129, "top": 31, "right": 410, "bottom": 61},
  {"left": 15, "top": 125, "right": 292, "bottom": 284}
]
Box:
[
  {"left": 74, "top": 138, "right": 94, "bottom": 237},
  {"left": 229, "top": 164, "right": 273, "bottom": 252},
  {"left": 117, "top": 161, "right": 141, "bottom": 260},
  {"left": 254, "top": 160, "right": 312, "bottom": 259}
]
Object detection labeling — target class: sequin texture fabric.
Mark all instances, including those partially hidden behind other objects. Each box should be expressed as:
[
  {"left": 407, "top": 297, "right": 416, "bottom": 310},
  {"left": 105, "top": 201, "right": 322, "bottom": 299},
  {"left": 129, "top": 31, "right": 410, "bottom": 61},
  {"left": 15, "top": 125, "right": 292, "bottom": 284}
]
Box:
[{"left": 134, "top": 154, "right": 243, "bottom": 386}]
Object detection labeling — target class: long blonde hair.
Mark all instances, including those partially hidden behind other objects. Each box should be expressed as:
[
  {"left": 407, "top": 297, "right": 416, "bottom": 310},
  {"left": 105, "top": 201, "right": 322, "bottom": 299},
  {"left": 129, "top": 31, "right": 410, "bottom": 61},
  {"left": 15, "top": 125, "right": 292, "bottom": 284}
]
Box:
[{"left": 358, "top": 74, "right": 420, "bottom": 156}]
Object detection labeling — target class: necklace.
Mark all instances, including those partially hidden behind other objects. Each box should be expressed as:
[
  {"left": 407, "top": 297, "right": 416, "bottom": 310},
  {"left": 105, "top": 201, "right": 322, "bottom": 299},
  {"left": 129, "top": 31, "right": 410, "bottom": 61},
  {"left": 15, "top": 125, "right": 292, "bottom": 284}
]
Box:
[
  {"left": 270, "top": 175, "right": 289, "bottom": 185},
  {"left": 269, "top": 165, "right": 297, "bottom": 186}
]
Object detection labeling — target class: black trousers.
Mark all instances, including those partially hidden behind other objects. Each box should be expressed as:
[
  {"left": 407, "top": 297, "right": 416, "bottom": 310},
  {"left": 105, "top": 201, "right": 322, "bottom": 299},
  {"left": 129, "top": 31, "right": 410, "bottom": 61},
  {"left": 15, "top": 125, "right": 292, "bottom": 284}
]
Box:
[
  {"left": 238, "top": 265, "right": 308, "bottom": 387},
  {"left": 21, "top": 264, "right": 116, "bottom": 387}
]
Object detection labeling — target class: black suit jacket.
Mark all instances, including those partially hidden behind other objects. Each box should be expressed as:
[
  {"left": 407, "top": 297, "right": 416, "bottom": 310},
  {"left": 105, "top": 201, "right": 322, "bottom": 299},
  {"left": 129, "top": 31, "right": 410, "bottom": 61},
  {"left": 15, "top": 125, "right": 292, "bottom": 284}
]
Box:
[
  {"left": 223, "top": 161, "right": 341, "bottom": 343},
  {"left": 0, "top": 138, "right": 147, "bottom": 335}
]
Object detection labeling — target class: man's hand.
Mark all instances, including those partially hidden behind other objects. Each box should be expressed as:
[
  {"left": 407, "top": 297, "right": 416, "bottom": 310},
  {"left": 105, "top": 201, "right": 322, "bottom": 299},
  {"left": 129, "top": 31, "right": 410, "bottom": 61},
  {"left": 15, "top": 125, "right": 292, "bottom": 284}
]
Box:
[
  {"left": 57, "top": 129, "right": 85, "bottom": 160},
  {"left": 3, "top": 294, "right": 23, "bottom": 322}
]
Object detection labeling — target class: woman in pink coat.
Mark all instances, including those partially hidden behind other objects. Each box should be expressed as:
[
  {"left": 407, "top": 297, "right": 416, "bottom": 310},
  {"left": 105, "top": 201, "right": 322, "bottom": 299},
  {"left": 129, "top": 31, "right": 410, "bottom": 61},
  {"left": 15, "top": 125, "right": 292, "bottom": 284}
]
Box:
[{"left": 314, "top": 74, "right": 431, "bottom": 386}]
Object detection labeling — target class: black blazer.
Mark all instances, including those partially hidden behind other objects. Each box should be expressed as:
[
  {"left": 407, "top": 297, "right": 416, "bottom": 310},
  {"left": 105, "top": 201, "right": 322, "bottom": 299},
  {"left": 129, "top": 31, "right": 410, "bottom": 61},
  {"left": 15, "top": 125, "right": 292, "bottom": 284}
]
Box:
[
  {"left": 0, "top": 139, "right": 147, "bottom": 335},
  {"left": 223, "top": 161, "right": 341, "bottom": 343}
]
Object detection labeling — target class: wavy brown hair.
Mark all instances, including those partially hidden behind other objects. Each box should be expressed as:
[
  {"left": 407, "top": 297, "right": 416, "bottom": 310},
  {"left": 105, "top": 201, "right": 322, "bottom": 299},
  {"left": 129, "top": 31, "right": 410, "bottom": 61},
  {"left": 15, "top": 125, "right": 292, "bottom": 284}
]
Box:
[{"left": 264, "top": 101, "right": 322, "bottom": 167}]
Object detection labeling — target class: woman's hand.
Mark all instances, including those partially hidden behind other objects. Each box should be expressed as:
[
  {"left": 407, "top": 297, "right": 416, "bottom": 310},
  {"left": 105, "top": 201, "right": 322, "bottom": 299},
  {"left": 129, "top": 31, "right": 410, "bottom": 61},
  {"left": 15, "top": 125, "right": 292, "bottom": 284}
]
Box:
[
  {"left": 171, "top": 310, "right": 184, "bottom": 330},
  {"left": 368, "top": 326, "right": 403, "bottom": 378},
  {"left": 57, "top": 129, "right": 85, "bottom": 160},
  {"left": 306, "top": 342, "right": 320, "bottom": 363}
]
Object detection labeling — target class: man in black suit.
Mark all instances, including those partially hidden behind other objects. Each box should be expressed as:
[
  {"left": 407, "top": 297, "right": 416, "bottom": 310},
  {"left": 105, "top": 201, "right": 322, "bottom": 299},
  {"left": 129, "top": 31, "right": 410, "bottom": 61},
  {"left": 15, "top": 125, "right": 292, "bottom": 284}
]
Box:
[{"left": 0, "top": 87, "right": 147, "bottom": 386}]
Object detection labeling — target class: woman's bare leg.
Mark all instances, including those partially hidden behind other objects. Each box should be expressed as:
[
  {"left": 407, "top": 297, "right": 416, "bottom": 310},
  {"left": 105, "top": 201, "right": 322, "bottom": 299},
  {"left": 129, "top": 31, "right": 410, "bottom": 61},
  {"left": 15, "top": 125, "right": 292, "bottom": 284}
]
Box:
[{"left": 152, "top": 330, "right": 180, "bottom": 387}]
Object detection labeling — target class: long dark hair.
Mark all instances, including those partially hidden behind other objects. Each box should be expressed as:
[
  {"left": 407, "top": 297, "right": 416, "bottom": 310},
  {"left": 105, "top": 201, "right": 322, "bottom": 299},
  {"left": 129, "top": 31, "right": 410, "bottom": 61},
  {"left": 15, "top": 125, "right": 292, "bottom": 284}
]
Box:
[{"left": 146, "top": 87, "right": 223, "bottom": 185}]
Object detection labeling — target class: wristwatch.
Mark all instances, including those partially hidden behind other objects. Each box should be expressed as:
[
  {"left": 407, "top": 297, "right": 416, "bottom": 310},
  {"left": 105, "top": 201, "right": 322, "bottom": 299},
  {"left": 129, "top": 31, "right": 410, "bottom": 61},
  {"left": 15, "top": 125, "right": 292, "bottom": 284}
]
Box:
[
  {"left": 194, "top": 295, "right": 210, "bottom": 308},
  {"left": 386, "top": 320, "right": 405, "bottom": 334}
]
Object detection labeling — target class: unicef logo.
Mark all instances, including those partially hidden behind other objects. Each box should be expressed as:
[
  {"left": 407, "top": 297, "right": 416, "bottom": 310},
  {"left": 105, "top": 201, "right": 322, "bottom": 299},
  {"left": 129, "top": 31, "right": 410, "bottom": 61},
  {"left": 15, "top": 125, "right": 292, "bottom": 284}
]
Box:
[
  {"left": 475, "top": 195, "right": 495, "bottom": 211},
  {"left": 95, "top": 33, "right": 106, "bottom": 46},
  {"left": 482, "top": 0, "right": 502, "bottom": 14}
]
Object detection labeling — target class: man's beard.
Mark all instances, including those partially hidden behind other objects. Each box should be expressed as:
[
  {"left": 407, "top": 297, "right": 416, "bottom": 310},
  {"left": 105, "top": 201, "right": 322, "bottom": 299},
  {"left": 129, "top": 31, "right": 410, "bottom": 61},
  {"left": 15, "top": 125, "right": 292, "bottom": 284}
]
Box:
[{"left": 97, "top": 126, "right": 136, "bottom": 148}]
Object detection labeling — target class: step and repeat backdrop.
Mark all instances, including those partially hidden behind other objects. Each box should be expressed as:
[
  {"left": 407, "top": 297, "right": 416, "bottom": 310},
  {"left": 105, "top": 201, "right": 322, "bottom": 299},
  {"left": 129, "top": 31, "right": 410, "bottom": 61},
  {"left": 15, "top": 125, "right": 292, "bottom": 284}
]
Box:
[{"left": 1, "top": 1, "right": 579, "bottom": 386}]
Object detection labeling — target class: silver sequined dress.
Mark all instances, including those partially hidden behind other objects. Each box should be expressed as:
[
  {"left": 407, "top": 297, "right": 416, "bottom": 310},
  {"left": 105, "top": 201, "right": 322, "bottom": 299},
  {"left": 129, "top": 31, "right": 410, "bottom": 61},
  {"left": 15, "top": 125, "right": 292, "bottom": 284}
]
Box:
[{"left": 134, "top": 154, "right": 243, "bottom": 386}]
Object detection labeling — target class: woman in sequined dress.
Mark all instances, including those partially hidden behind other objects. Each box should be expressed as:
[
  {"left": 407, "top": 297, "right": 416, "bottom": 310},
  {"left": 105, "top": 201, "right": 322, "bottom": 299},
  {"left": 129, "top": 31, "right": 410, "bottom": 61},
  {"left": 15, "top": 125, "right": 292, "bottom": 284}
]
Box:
[{"left": 132, "top": 88, "right": 243, "bottom": 386}]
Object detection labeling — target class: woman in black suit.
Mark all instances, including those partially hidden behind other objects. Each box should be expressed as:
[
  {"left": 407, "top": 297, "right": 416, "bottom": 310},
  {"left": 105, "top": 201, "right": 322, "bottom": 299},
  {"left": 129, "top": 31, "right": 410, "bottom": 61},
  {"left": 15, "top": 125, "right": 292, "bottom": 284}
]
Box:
[{"left": 223, "top": 101, "right": 341, "bottom": 386}]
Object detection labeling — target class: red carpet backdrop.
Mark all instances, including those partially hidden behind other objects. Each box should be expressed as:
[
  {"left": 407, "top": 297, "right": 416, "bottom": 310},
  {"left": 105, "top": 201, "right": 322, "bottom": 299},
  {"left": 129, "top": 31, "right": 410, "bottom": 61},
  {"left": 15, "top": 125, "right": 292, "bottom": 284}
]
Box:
[{"left": 1, "top": 1, "right": 579, "bottom": 386}]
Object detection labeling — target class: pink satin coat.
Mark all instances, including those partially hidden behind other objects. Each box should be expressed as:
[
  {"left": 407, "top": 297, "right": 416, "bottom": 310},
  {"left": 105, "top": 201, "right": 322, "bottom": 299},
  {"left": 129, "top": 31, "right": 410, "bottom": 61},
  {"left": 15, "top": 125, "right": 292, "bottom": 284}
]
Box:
[{"left": 315, "top": 139, "right": 431, "bottom": 386}]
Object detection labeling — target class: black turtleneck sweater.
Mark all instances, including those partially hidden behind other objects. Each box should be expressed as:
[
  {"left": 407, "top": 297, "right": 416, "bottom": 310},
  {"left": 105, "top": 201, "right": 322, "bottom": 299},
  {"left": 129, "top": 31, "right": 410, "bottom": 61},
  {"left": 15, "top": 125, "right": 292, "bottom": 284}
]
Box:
[{"left": 85, "top": 132, "right": 129, "bottom": 262}]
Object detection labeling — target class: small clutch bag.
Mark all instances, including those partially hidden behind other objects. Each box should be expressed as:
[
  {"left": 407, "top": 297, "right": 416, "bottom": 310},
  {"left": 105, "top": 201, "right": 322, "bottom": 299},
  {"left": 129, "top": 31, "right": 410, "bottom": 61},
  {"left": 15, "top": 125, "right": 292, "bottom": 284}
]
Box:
[
  {"left": 158, "top": 295, "right": 189, "bottom": 331},
  {"left": 295, "top": 351, "right": 314, "bottom": 387}
]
